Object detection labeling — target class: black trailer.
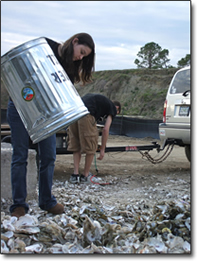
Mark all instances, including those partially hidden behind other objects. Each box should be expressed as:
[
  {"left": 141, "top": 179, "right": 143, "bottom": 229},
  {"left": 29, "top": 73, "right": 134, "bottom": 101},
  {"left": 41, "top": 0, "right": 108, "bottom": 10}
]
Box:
[{"left": 1, "top": 123, "right": 174, "bottom": 165}]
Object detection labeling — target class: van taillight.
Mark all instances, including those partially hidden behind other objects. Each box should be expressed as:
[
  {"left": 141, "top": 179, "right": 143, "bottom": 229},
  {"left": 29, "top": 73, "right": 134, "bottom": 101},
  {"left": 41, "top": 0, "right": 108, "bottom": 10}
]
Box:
[{"left": 163, "top": 100, "right": 167, "bottom": 123}]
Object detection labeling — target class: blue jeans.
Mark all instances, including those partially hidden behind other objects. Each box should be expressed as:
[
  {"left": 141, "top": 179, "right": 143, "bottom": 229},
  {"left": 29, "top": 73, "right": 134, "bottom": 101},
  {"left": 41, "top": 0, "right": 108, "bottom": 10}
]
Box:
[{"left": 7, "top": 100, "right": 57, "bottom": 213}]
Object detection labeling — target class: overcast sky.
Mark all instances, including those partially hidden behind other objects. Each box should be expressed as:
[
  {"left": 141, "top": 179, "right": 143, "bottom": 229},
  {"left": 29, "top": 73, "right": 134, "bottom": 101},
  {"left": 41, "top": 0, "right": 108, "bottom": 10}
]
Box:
[{"left": 1, "top": 1, "right": 191, "bottom": 71}]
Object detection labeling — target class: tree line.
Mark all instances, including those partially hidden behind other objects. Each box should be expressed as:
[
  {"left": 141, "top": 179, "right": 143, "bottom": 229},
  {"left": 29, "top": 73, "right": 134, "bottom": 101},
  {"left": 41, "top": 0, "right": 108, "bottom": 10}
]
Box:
[{"left": 134, "top": 42, "right": 190, "bottom": 69}]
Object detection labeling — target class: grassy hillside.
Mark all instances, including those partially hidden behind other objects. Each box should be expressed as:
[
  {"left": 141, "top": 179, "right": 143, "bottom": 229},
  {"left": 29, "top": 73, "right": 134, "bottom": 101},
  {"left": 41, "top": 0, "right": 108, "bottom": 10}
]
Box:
[
  {"left": 1, "top": 68, "right": 178, "bottom": 120},
  {"left": 75, "top": 68, "right": 178, "bottom": 119}
]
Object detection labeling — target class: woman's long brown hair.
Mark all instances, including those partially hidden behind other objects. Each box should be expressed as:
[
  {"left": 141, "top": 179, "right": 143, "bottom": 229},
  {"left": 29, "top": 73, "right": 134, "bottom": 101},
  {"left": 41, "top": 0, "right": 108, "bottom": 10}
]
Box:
[{"left": 60, "top": 33, "right": 95, "bottom": 85}]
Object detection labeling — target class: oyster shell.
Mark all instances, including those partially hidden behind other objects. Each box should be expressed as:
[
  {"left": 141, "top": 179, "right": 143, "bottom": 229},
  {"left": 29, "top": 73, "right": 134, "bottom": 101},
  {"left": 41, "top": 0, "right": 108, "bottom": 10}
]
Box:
[
  {"left": 82, "top": 216, "right": 101, "bottom": 247},
  {"left": 1, "top": 178, "right": 190, "bottom": 254},
  {"left": 25, "top": 243, "right": 43, "bottom": 253},
  {"left": 1, "top": 240, "right": 9, "bottom": 253}
]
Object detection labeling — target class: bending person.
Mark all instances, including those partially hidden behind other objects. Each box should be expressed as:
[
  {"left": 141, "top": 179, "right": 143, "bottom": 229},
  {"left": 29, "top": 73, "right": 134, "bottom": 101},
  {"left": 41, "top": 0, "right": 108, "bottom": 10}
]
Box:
[{"left": 67, "top": 93, "right": 121, "bottom": 183}]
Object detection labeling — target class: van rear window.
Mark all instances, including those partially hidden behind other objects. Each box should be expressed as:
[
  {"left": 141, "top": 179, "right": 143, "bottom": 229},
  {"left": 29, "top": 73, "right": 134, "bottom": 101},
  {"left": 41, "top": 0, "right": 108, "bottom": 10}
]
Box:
[{"left": 170, "top": 69, "right": 190, "bottom": 94}]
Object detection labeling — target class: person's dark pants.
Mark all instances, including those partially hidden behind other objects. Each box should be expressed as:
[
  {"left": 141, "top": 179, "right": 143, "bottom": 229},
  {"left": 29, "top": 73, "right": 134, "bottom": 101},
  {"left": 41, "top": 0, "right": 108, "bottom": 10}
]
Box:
[{"left": 7, "top": 100, "right": 57, "bottom": 213}]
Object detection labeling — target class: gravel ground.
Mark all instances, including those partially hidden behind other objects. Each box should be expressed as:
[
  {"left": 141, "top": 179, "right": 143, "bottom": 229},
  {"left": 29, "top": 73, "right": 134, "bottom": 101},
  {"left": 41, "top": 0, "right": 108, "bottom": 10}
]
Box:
[{"left": 1, "top": 135, "right": 191, "bottom": 255}]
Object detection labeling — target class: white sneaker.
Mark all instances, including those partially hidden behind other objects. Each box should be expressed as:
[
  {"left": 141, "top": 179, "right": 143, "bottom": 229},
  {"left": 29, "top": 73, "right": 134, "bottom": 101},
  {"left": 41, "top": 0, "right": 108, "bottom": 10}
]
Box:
[
  {"left": 69, "top": 174, "right": 80, "bottom": 184},
  {"left": 80, "top": 173, "right": 101, "bottom": 184}
]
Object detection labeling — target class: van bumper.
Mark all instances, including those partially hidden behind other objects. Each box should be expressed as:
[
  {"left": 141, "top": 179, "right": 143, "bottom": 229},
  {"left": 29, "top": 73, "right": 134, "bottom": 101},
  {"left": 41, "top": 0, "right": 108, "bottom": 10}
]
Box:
[{"left": 159, "top": 123, "right": 190, "bottom": 145}]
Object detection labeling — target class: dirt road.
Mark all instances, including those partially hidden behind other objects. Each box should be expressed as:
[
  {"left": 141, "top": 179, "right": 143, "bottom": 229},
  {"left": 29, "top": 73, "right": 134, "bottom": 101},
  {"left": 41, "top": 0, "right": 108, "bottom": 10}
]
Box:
[{"left": 54, "top": 135, "right": 191, "bottom": 206}]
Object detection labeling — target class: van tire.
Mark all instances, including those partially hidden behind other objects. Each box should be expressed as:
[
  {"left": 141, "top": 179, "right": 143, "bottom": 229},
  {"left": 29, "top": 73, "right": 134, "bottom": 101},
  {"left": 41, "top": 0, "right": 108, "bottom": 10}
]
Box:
[{"left": 185, "top": 145, "right": 191, "bottom": 162}]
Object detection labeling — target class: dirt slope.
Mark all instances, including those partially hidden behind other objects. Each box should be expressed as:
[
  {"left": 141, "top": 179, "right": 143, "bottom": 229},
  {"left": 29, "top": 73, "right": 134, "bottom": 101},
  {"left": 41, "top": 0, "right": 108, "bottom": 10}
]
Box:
[{"left": 75, "top": 68, "right": 178, "bottom": 119}]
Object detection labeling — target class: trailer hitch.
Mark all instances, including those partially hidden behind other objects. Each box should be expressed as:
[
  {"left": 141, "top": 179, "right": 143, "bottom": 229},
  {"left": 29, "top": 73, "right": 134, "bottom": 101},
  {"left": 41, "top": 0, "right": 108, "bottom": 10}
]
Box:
[
  {"left": 99, "top": 139, "right": 175, "bottom": 165},
  {"left": 138, "top": 139, "right": 175, "bottom": 164},
  {"left": 101, "top": 142, "right": 161, "bottom": 153}
]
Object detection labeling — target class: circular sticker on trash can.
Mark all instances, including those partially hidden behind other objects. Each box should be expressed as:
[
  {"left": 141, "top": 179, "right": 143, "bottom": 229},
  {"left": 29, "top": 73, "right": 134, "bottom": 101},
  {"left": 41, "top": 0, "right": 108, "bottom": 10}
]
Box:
[{"left": 21, "top": 86, "right": 35, "bottom": 101}]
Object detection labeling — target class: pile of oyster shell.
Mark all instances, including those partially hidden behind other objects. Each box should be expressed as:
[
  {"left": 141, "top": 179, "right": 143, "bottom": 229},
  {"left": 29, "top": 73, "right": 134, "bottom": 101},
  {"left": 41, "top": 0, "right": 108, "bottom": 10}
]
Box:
[{"left": 1, "top": 178, "right": 190, "bottom": 254}]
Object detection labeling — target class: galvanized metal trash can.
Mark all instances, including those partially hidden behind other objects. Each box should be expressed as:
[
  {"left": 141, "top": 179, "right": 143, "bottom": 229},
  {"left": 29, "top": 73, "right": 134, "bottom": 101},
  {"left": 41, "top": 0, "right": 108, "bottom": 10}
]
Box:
[{"left": 1, "top": 37, "right": 89, "bottom": 143}]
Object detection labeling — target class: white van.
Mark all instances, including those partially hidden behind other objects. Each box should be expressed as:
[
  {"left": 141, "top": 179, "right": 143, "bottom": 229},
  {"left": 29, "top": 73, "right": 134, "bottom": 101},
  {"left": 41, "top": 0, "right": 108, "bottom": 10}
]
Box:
[{"left": 159, "top": 66, "right": 191, "bottom": 161}]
